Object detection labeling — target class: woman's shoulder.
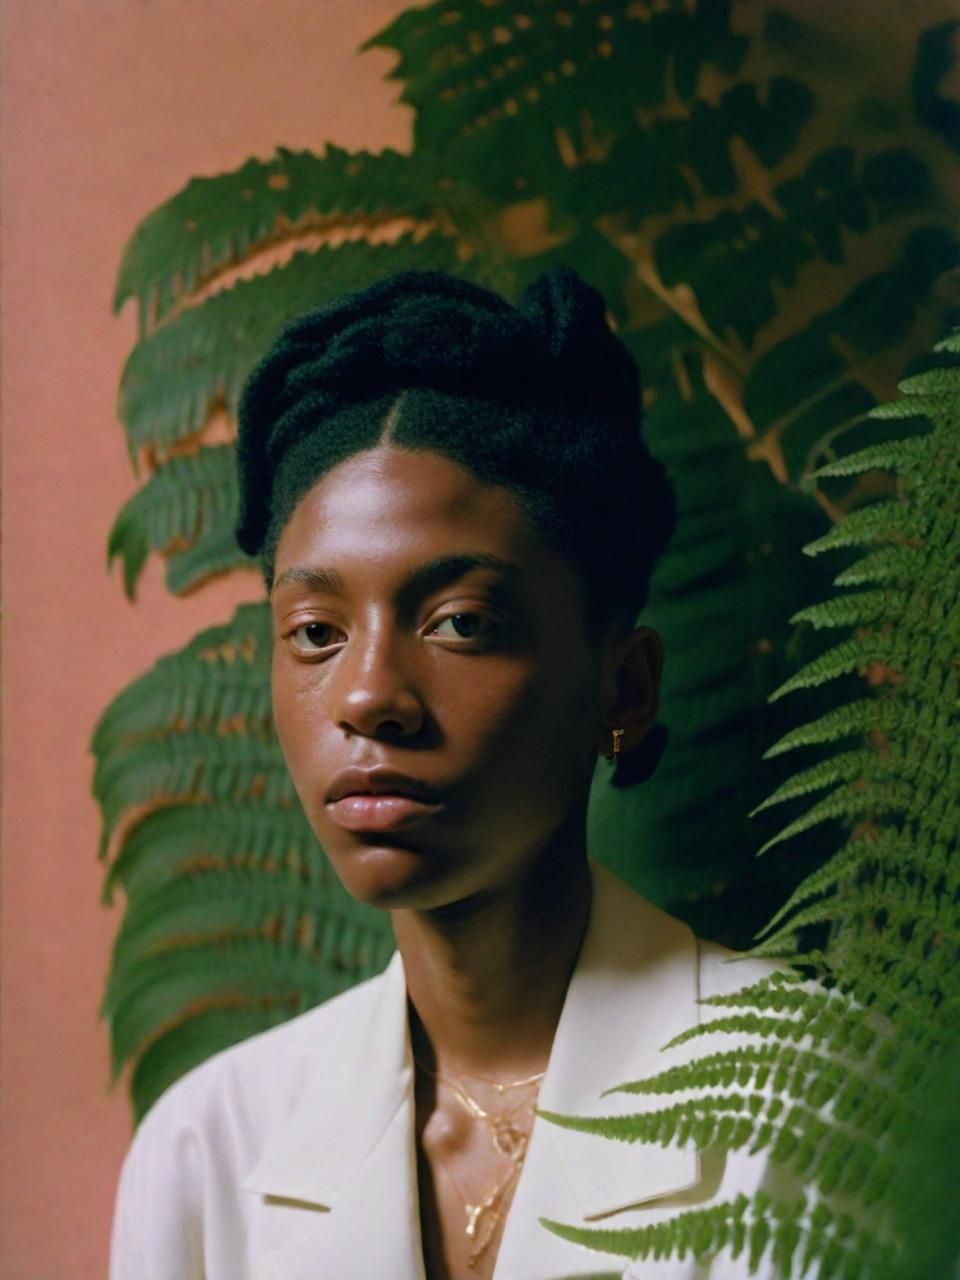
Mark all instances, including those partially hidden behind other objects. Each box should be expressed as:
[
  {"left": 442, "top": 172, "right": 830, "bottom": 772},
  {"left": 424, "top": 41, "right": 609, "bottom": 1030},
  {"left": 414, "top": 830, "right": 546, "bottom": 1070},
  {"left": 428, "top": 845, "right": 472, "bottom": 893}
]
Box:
[
  {"left": 109, "top": 957, "right": 400, "bottom": 1278},
  {"left": 128, "top": 954, "right": 396, "bottom": 1153},
  {"left": 589, "top": 860, "right": 786, "bottom": 998}
]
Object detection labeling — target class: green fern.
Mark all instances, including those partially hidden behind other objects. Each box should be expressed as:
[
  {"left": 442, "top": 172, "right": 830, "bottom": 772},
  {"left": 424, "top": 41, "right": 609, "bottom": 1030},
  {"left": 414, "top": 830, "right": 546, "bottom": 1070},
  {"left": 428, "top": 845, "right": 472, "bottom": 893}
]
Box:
[
  {"left": 114, "top": 145, "right": 484, "bottom": 332},
  {"left": 91, "top": 602, "right": 274, "bottom": 758},
  {"left": 108, "top": 445, "right": 252, "bottom": 598},
  {"left": 541, "top": 330, "right": 960, "bottom": 1276},
  {"left": 544, "top": 1193, "right": 881, "bottom": 1280}
]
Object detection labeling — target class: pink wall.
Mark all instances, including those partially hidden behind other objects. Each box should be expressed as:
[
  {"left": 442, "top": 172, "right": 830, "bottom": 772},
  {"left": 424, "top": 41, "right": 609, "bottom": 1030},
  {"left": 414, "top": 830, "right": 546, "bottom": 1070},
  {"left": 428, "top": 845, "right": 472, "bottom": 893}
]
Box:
[{"left": 1, "top": 4, "right": 408, "bottom": 1275}]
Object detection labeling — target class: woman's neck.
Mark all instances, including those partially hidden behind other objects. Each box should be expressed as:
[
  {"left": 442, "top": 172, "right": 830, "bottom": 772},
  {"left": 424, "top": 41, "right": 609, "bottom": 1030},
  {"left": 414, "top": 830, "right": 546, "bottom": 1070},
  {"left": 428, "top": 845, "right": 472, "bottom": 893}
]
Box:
[{"left": 392, "top": 836, "right": 593, "bottom": 1080}]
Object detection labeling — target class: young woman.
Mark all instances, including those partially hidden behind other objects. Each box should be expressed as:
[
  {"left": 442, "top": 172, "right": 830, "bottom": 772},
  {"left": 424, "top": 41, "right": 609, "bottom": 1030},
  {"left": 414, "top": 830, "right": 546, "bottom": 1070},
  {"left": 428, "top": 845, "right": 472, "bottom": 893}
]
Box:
[{"left": 110, "top": 267, "right": 781, "bottom": 1280}]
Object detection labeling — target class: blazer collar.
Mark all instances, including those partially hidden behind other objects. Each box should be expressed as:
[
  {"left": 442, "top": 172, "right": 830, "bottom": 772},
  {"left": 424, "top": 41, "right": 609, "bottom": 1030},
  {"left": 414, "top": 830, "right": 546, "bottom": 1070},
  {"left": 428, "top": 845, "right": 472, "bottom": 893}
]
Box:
[
  {"left": 242, "top": 861, "right": 703, "bottom": 1273},
  {"left": 538, "top": 861, "right": 700, "bottom": 1219},
  {"left": 242, "top": 952, "right": 425, "bottom": 1280},
  {"left": 242, "top": 946, "right": 412, "bottom": 1211}
]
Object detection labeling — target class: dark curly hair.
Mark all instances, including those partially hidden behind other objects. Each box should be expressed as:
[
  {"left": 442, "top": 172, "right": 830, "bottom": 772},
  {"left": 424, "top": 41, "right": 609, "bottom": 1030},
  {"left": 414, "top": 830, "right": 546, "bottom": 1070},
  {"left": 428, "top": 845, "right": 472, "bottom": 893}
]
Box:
[{"left": 235, "top": 266, "right": 675, "bottom": 647}]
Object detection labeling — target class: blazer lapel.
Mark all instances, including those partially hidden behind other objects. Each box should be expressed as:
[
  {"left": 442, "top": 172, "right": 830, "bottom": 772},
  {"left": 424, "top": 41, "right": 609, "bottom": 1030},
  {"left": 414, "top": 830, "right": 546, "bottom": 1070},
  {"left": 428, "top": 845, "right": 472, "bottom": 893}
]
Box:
[
  {"left": 241, "top": 862, "right": 705, "bottom": 1280},
  {"left": 493, "top": 862, "right": 702, "bottom": 1279},
  {"left": 241, "top": 951, "right": 425, "bottom": 1280}
]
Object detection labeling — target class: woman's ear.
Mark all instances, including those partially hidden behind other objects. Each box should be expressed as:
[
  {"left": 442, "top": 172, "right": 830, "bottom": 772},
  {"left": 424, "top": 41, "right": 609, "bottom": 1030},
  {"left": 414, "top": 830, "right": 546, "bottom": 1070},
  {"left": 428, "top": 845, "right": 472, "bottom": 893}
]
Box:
[{"left": 599, "top": 625, "right": 663, "bottom": 755}]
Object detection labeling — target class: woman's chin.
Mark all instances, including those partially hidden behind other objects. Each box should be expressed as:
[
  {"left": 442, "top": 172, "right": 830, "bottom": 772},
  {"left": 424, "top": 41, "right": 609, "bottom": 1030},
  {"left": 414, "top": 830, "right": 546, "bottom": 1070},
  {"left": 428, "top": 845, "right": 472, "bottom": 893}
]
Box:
[{"left": 328, "top": 841, "right": 455, "bottom": 910}]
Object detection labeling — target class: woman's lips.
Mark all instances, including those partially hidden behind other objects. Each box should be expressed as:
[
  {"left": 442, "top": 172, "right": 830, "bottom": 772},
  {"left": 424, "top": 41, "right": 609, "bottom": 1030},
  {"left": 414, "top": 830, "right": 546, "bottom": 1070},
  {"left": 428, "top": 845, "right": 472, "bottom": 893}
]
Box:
[{"left": 325, "top": 794, "right": 443, "bottom": 832}]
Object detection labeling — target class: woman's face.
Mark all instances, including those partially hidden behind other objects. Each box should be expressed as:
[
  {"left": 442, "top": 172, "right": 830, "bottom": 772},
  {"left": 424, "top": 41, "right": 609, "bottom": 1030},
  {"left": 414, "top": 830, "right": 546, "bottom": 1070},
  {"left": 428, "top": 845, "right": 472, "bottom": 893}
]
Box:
[{"left": 270, "top": 444, "right": 620, "bottom": 911}]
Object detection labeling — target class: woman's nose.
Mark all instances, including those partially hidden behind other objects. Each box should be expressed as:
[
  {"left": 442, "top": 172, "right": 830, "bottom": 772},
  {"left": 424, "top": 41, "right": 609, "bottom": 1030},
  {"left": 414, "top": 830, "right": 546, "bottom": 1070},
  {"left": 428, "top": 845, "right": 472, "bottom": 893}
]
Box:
[{"left": 334, "top": 628, "right": 425, "bottom": 741}]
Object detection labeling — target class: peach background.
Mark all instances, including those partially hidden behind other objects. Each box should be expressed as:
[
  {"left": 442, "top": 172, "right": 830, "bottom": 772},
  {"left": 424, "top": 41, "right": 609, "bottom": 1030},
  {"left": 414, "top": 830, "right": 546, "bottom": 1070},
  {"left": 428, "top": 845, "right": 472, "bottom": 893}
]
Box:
[{"left": 1, "top": 3, "right": 409, "bottom": 1276}]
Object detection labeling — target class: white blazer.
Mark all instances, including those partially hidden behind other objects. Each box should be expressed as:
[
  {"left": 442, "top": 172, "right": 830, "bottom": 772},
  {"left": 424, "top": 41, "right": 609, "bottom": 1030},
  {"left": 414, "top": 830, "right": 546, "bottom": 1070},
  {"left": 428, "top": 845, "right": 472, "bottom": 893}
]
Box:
[{"left": 110, "top": 862, "right": 792, "bottom": 1279}]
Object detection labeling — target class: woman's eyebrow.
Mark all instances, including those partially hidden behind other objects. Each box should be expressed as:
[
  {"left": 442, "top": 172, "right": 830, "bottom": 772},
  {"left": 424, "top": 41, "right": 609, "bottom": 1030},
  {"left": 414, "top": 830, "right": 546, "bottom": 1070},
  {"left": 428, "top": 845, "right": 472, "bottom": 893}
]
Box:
[{"left": 271, "top": 553, "right": 522, "bottom": 601}]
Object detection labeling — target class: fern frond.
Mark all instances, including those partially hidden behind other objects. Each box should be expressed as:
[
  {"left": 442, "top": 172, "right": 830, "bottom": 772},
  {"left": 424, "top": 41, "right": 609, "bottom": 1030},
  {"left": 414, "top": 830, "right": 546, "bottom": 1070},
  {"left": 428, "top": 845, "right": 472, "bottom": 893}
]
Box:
[
  {"left": 701, "top": 972, "right": 825, "bottom": 1009},
  {"left": 801, "top": 501, "right": 925, "bottom": 556},
  {"left": 543, "top": 1192, "right": 884, "bottom": 1278},
  {"left": 107, "top": 867, "right": 360, "bottom": 973},
  {"left": 897, "top": 364, "right": 960, "bottom": 397},
  {"left": 655, "top": 152, "right": 946, "bottom": 353},
  {"left": 94, "top": 734, "right": 295, "bottom": 860},
  {"left": 756, "top": 782, "right": 909, "bottom": 855},
  {"left": 104, "top": 873, "right": 390, "bottom": 1017},
  {"left": 755, "top": 829, "right": 909, "bottom": 938},
  {"left": 867, "top": 391, "right": 956, "bottom": 423},
  {"left": 165, "top": 523, "right": 258, "bottom": 596},
  {"left": 810, "top": 433, "right": 933, "bottom": 478},
  {"left": 368, "top": 3, "right": 753, "bottom": 173},
  {"left": 831, "top": 546, "right": 919, "bottom": 587},
  {"left": 762, "top": 699, "right": 882, "bottom": 757},
  {"left": 115, "top": 145, "right": 464, "bottom": 331},
  {"left": 743, "top": 225, "right": 958, "bottom": 453},
  {"left": 102, "top": 802, "right": 326, "bottom": 903},
  {"left": 104, "top": 936, "right": 388, "bottom": 1083},
  {"left": 663, "top": 982, "right": 921, "bottom": 1075},
  {"left": 538, "top": 1094, "right": 762, "bottom": 1153},
  {"left": 91, "top": 602, "right": 272, "bottom": 757},
  {"left": 108, "top": 445, "right": 253, "bottom": 598},
  {"left": 608, "top": 1043, "right": 915, "bottom": 1129},
  {"left": 118, "top": 233, "right": 473, "bottom": 464},
  {"left": 750, "top": 751, "right": 870, "bottom": 814},
  {"left": 130, "top": 1005, "right": 291, "bottom": 1119},
  {"left": 789, "top": 589, "right": 895, "bottom": 630},
  {"left": 661, "top": 1009, "right": 825, "bottom": 1055},
  {"left": 769, "top": 634, "right": 901, "bottom": 700}
]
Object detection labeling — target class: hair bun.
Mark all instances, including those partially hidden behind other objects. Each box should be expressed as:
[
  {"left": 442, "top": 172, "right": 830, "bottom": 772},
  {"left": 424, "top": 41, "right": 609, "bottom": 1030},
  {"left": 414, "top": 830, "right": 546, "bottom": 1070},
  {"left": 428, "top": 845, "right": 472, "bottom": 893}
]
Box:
[
  {"left": 518, "top": 265, "right": 603, "bottom": 360},
  {"left": 381, "top": 293, "right": 534, "bottom": 384},
  {"left": 519, "top": 265, "right": 640, "bottom": 436}
]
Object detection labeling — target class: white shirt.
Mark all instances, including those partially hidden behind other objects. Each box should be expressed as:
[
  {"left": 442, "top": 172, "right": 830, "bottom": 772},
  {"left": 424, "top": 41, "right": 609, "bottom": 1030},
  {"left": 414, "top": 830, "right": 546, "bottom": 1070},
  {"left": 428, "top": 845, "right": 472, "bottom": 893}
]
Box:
[{"left": 110, "top": 862, "right": 792, "bottom": 1279}]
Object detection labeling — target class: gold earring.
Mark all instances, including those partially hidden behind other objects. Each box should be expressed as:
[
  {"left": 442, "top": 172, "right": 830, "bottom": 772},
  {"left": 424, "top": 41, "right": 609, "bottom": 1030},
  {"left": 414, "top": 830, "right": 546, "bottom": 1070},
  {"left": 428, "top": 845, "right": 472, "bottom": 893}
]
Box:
[{"left": 605, "top": 728, "right": 624, "bottom": 761}]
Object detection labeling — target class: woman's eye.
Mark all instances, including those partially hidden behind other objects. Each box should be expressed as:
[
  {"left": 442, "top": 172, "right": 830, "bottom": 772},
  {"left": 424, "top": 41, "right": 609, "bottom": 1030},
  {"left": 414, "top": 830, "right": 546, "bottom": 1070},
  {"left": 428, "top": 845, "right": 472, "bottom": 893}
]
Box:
[
  {"left": 290, "top": 622, "right": 343, "bottom": 651},
  {"left": 431, "top": 613, "right": 496, "bottom": 641}
]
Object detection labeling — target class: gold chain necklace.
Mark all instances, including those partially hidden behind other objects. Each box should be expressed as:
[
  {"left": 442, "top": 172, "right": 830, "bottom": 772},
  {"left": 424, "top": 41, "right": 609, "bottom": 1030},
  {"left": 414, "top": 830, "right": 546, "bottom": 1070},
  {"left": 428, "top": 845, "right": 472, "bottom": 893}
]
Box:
[{"left": 415, "top": 1058, "right": 545, "bottom": 1268}]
